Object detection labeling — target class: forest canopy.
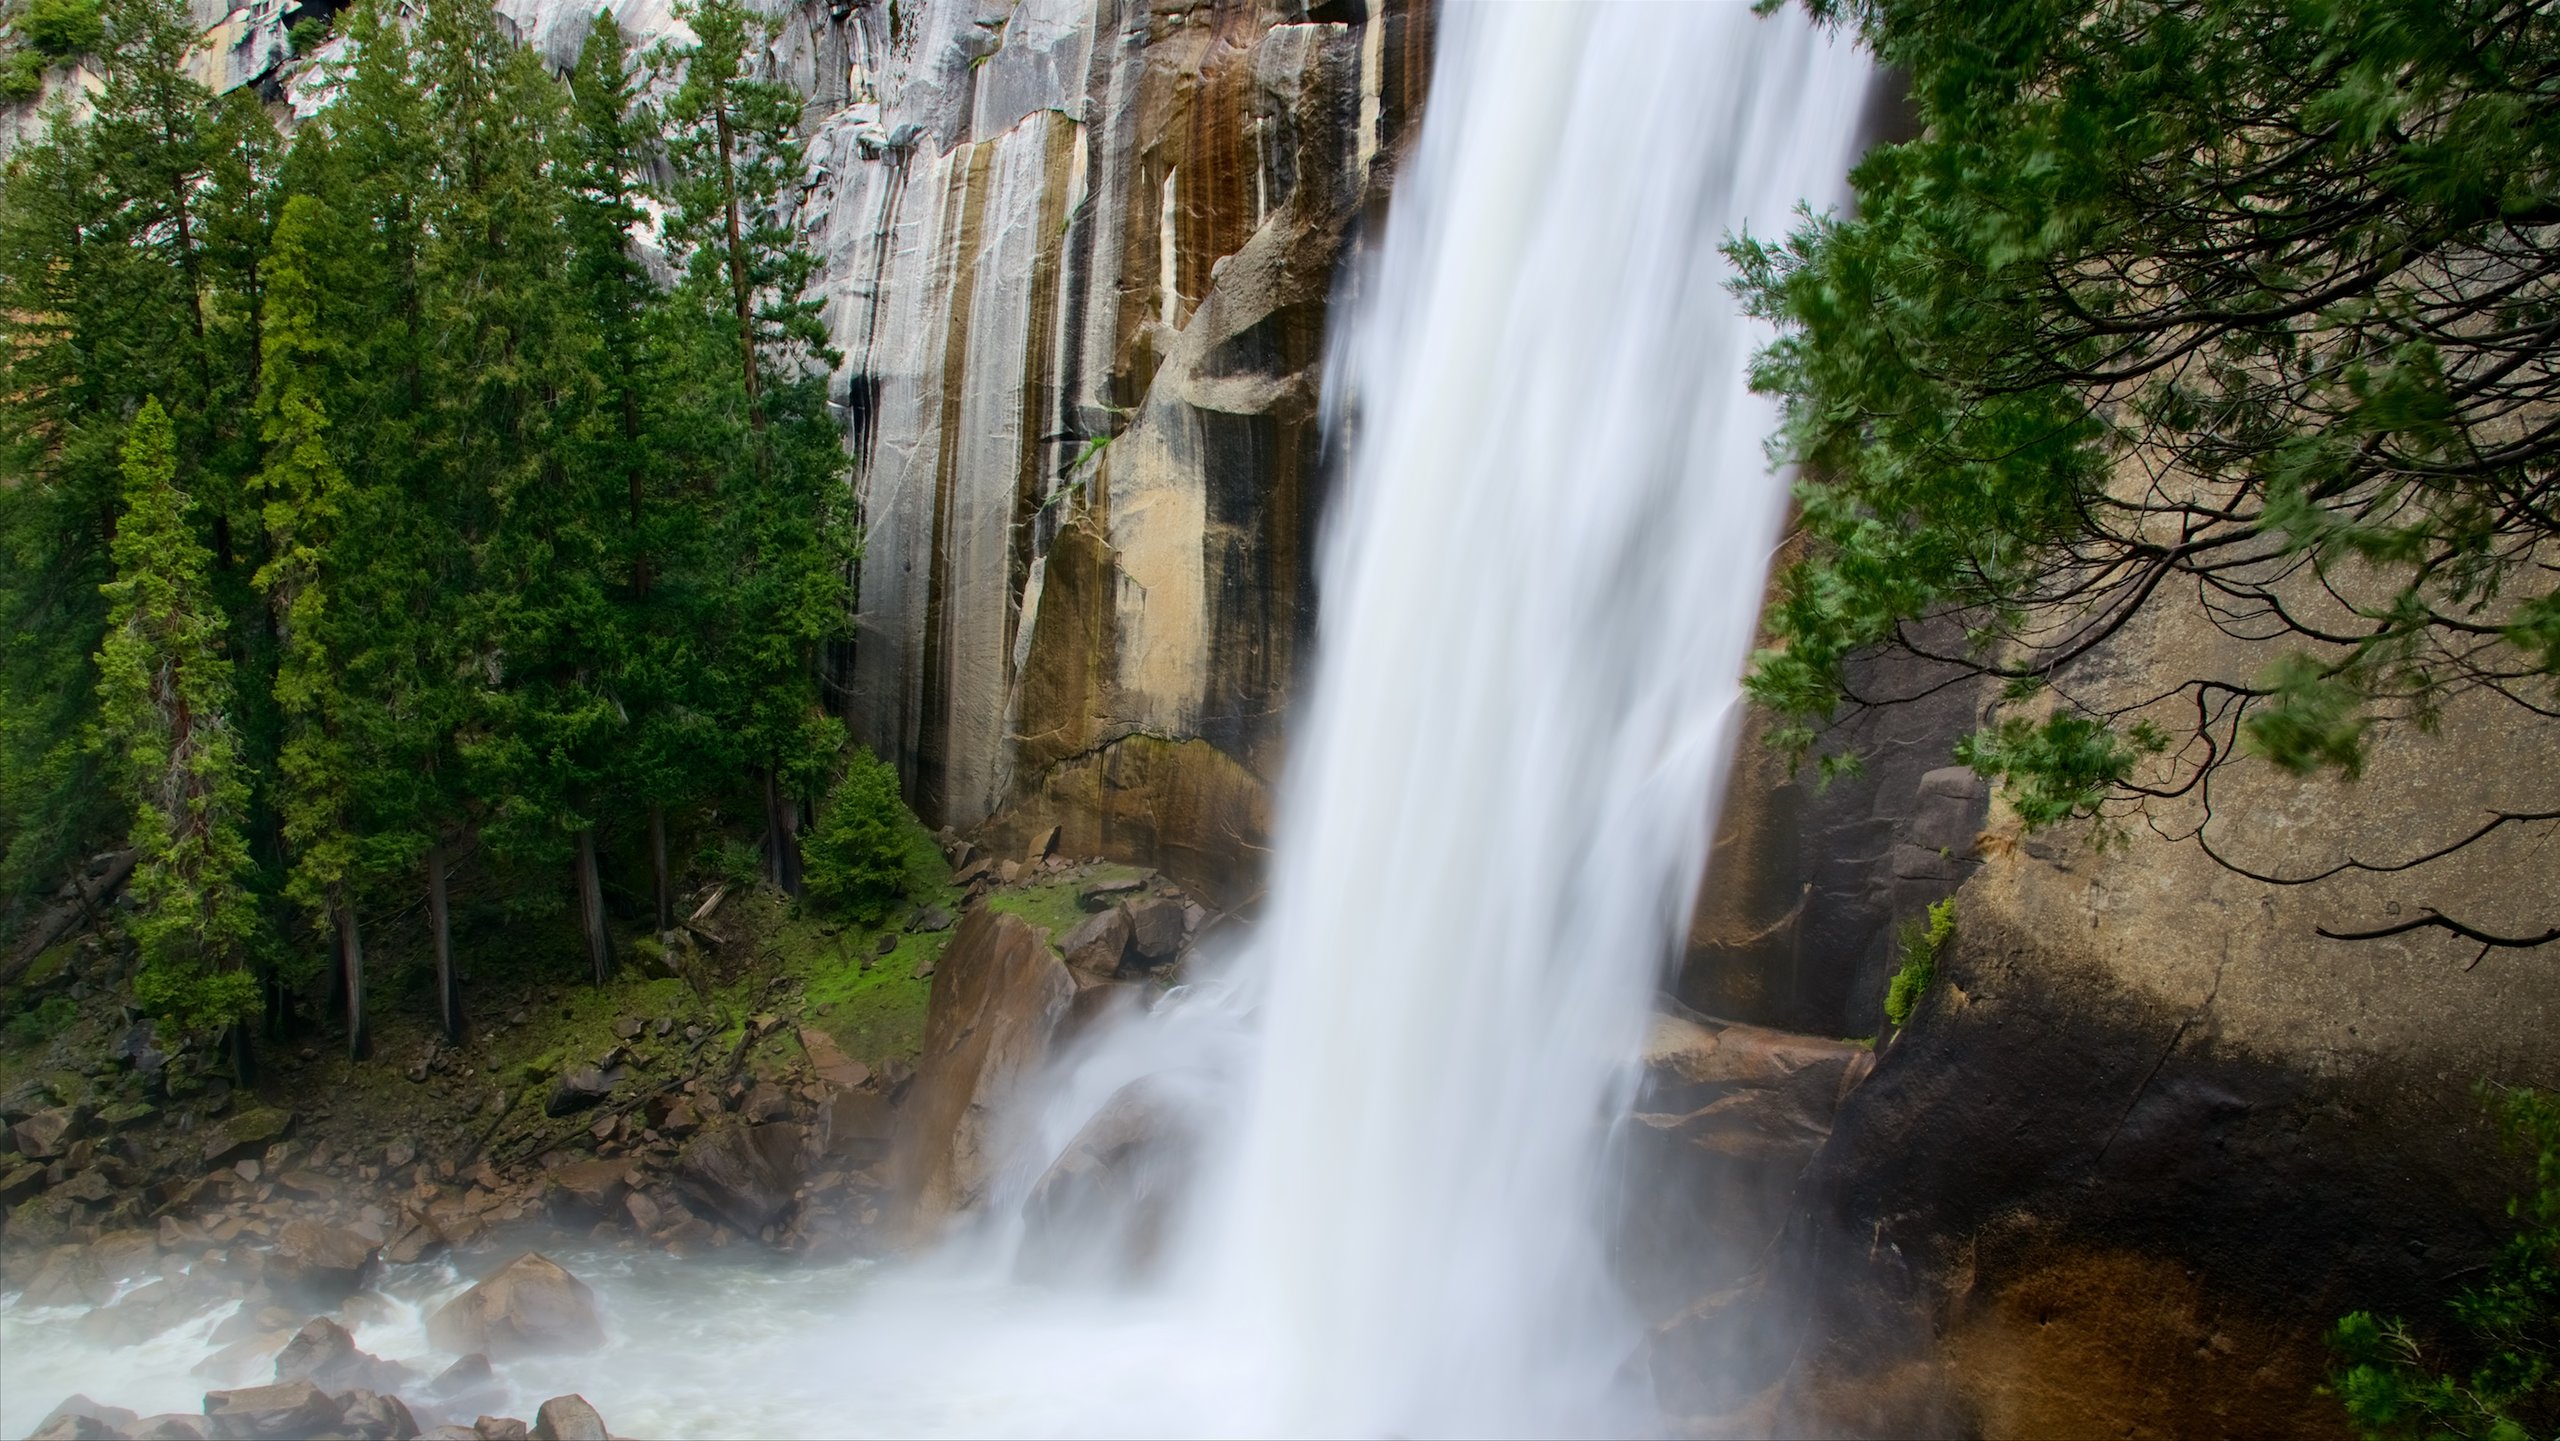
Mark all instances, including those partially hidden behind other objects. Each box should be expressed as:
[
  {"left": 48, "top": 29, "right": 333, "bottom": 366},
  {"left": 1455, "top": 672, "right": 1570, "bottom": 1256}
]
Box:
[
  {"left": 1742, "top": 0, "right": 2560, "bottom": 953},
  {"left": 0, "top": 0, "right": 858, "bottom": 1055}
]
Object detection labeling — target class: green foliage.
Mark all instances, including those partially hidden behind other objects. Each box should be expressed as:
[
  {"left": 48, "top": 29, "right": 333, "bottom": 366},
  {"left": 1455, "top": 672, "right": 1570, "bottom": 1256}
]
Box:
[
  {"left": 1955, "top": 713, "right": 2167, "bottom": 831},
  {"left": 2329, "top": 1087, "right": 2559, "bottom": 1441},
  {"left": 95, "top": 401, "right": 262, "bottom": 1038},
  {"left": 4, "top": 994, "right": 78, "bottom": 1047},
  {"left": 1745, "top": 0, "right": 2560, "bottom": 853},
  {"left": 284, "top": 14, "right": 325, "bottom": 54},
  {"left": 1884, "top": 897, "right": 1955, "bottom": 1030},
  {"left": 0, "top": 48, "right": 45, "bottom": 99},
  {"left": 803, "top": 748, "right": 914, "bottom": 923},
  {"left": 21, "top": 0, "right": 102, "bottom": 56}
]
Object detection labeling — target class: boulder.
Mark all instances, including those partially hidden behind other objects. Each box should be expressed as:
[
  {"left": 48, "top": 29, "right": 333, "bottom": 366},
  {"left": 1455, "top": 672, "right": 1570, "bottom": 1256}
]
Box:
[
  {"left": 28, "top": 1415, "right": 125, "bottom": 1441},
  {"left": 816, "top": 1089, "right": 893, "bottom": 1165},
  {"left": 424, "top": 1253, "right": 605, "bottom": 1359},
  {"left": 796, "top": 1029, "right": 870, "bottom": 1091},
  {"left": 674, "top": 1119, "right": 802, "bottom": 1235},
  {"left": 540, "top": 1160, "right": 632, "bottom": 1226},
  {"left": 741, "top": 1082, "right": 792, "bottom": 1124},
  {"left": 1017, "top": 1076, "right": 1209, "bottom": 1283},
  {"left": 1076, "top": 876, "right": 1145, "bottom": 910},
  {"left": 12, "top": 1105, "right": 86, "bottom": 1160},
  {"left": 542, "top": 1066, "right": 621, "bottom": 1118},
  {"left": 1121, "top": 897, "right": 1186, "bottom": 967},
  {"left": 887, "top": 910, "right": 1074, "bottom": 1228},
  {"left": 31, "top": 1397, "right": 138, "bottom": 1440},
  {"left": 201, "top": 1381, "right": 343, "bottom": 1440},
  {"left": 267, "top": 1221, "right": 379, "bottom": 1307},
  {"left": 382, "top": 1215, "right": 445, "bottom": 1266},
  {"left": 471, "top": 1420, "right": 528, "bottom": 1441},
  {"left": 129, "top": 1416, "right": 208, "bottom": 1440},
  {"left": 199, "top": 1109, "right": 292, "bottom": 1168},
  {"left": 272, "top": 1317, "right": 413, "bottom": 1394},
  {"left": 333, "top": 1390, "right": 419, "bottom": 1441},
  {"left": 0, "top": 1159, "right": 44, "bottom": 1203},
  {"left": 529, "top": 1396, "right": 609, "bottom": 1441},
  {"left": 420, "top": 1354, "right": 503, "bottom": 1420},
  {"left": 1057, "top": 907, "right": 1130, "bottom": 984}
]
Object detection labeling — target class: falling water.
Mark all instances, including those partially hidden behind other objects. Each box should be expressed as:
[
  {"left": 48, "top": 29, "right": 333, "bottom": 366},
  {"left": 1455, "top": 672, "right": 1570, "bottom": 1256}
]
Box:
[{"left": 0, "top": 6, "right": 1869, "bottom": 1437}]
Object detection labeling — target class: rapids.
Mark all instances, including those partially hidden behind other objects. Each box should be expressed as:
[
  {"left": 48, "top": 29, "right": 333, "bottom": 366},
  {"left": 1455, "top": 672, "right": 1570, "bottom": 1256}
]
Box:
[{"left": 1, "top": 4, "right": 1869, "bottom": 1434}]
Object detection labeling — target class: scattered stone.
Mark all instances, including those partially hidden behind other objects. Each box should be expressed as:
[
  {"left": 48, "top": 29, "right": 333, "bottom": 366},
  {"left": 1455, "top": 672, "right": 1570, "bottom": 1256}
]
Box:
[
  {"left": 910, "top": 958, "right": 937, "bottom": 980},
  {"left": 200, "top": 1108, "right": 292, "bottom": 1168},
  {"left": 543, "top": 1065, "right": 622, "bottom": 1118},
  {"left": 130, "top": 1415, "right": 209, "bottom": 1440},
  {"left": 420, "top": 1430, "right": 480, "bottom": 1441},
  {"left": 268, "top": 1220, "right": 379, "bottom": 1307},
  {"left": 742, "top": 1082, "right": 792, "bottom": 1124},
  {"left": 996, "top": 859, "right": 1022, "bottom": 884},
  {"left": 1058, "top": 907, "right": 1131, "bottom": 983},
  {"left": 872, "top": 934, "right": 898, "bottom": 957},
  {"left": 906, "top": 905, "right": 953, "bottom": 933},
  {"left": 612, "top": 1017, "right": 643, "bottom": 1040},
  {"left": 201, "top": 1380, "right": 344, "bottom": 1439},
  {"left": 384, "top": 1140, "right": 415, "bottom": 1170},
  {"left": 271, "top": 1317, "right": 414, "bottom": 1394},
  {"left": 529, "top": 1395, "right": 609, "bottom": 1441},
  {"left": 1122, "top": 896, "right": 1186, "bottom": 966},
  {"left": 271, "top": 1169, "right": 333, "bottom": 1198},
  {"left": 425, "top": 1252, "right": 606, "bottom": 1358},
  {"left": 1182, "top": 902, "right": 1206, "bottom": 935},
  {"left": 233, "top": 1159, "right": 261, "bottom": 1184},
  {"left": 56, "top": 1167, "right": 114, "bottom": 1203},
  {"left": 32, "top": 1396, "right": 138, "bottom": 1440},
  {"left": 472, "top": 1419, "right": 529, "bottom": 1441},
  {"left": 1076, "top": 876, "right": 1145, "bottom": 910},
  {"left": 0, "top": 1160, "right": 44, "bottom": 1204},
  {"left": 29, "top": 1414, "right": 125, "bottom": 1440},
  {"left": 12, "top": 1105, "right": 86, "bottom": 1160},
  {"left": 542, "top": 1159, "right": 633, "bottom": 1226},
  {"left": 96, "top": 1100, "right": 158, "bottom": 1132},
  {"left": 1024, "top": 824, "right": 1060, "bottom": 865},
  {"left": 674, "top": 1118, "right": 802, "bottom": 1235},
  {"left": 952, "top": 856, "right": 991, "bottom": 886},
  {"left": 333, "top": 1389, "right": 420, "bottom": 1441},
  {"left": 646, "top": 1096, "right": 701, "bottom": 1138},
  {"left": 624, "top": 1191, "right": 661, "bottom": 1233},
  {"left": 796, "top": 1029, "right": 870, "bottom": 1091},
  {"left": 382, "top": 1215, "right": 446, "bottom": 1266}
]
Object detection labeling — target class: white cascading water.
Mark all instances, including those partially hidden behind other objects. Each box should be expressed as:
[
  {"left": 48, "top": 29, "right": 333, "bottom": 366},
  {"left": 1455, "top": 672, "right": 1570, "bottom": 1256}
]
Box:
[{"left": 0, "top": 7, "right": 1869, "bottom": 1437}]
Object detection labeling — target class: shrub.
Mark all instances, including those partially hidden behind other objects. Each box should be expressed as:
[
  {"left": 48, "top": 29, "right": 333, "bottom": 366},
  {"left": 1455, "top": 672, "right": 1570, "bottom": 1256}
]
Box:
[
  {"left": 3, "top": 993, "right": 76, "bottom": 1046},
  {"left": 802, "top": 746, "right": 913, "bottom": 924},
  {"left": 2329, "top": 1086, "right": 2558, "bottom": 1441},
  {"left": 21, "top": 0, "right": 103, "bottom": 57},
  {"left": 0, "top": 48, "right": 45, "bottom": 100},
  {"left": 1884, "top": 897, "right": 1955, "bottom": 1030}
]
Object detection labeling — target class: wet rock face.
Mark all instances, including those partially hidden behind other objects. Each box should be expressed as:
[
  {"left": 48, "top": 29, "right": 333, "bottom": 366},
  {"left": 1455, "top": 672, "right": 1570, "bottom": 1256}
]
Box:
[
  {"left": 674, "top": 1118, "right": 804, "bottom": 1236},
  {"left": 888, "top": 909, "right": 1075, "bottom": 1228},
  {"left": 424, "top": 1252, "right": 605, "bottom": 1360},
  {"left": 1016, "top": 1075, "right": 1211, "bottom": 1284}
]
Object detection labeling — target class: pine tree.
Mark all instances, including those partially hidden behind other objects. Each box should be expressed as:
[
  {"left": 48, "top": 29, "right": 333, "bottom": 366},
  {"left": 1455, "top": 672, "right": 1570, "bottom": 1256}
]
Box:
[
  {"left": 654, "top": 0, "right": 855, "bottom": 895},
  {"left": 95, "top": 400, "right": 262, "bottom": 1040}
]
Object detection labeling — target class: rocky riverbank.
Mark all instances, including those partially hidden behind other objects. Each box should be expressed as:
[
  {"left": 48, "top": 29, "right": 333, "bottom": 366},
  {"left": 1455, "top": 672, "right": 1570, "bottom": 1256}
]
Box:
[{"left": 2, "top": 840, "right": 1226, "bottom": 1438}]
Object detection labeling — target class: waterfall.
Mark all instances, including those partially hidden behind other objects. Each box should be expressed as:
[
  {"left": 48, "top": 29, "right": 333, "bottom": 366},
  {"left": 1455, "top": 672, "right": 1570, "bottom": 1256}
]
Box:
[{"left": 1198, "top": 6, "right": 1871, "bottom": 1431}]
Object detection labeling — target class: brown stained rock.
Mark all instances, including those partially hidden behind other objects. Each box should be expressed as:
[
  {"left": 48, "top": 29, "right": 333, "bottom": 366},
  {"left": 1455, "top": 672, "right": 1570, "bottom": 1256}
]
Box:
[
  {"left": 528, "top": 1395, "right": 608, "bottom": 1441},
  {"left": 267, "top": 1220, "right": 378, "bottom": 1307},
  {"left": 28, "top": 1414, "right": 126, "bottom": 1440},
  {"left": 540, "top": 1160, "right": 633, "bottom": 1227},
  {"left": 742, "top": 1082, "right": 793, "bottom": 1124},
  {"left": 382, "top": 1214, "right": 445, "bottom": 1266},
  {"left": 623, "top": 1191, "right": 661, "bottom": 1233},
  {"left": 201, "top": 1380, "right": 343, "bottom": 1439},
  {"left": 673, "top": 1119, "right": 802, "bottom": 1236},
  {"left": 472, "top": 1420, "right": 528, "bottom": 1441},
  {"left": 424, "top": 1253, "right": 605, "bottom": 1359},
  {"left": 887, "top": 910, "right": 1074, "bottom": 1230},
  {"left": 542, "top": 1066, "right": 620, "bottom": 1119},
  {"left": 0, "top": 1159, "right": 44, "bottom": 1204},
  {"left": 129, "top": 1415, "right": 209, "bottom": 1440}
]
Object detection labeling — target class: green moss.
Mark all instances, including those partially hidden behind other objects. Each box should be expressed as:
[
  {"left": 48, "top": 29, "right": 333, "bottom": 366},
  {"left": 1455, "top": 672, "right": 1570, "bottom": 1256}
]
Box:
[
  {"left": 983, "top": 864, "right": 1146, "bottom": 951},
  {"left": 1884, "top": 898, "right": 1956, "bottom": 1031}
]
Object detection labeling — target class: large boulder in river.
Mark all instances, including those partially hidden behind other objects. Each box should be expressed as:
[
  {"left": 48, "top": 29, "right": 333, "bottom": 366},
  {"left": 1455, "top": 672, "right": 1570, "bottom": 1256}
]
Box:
[
  {"left": 201, "top": 1380, "right": 343, "bottom": 1439},
  {"left": 267, "top": 1220, "right": 380, "bottom": 1308},
  {"left": 529, "top": 1395, "right": 608, "bottom": 1441},
  {"left": 425, "top": 1253, "right": 604, "bottom": 1359},
  {"left": 887, "top": 909, "right": 1074, "bottom": 1228},
  {"left": 272, "top": 1316, "right": 413, "bottom": 1393},
  {"left": 1016, "top": 1075, "right": 1211, "bottom": 1283},
  {"left": 674, "top": 1118, "right": 802, "bottom": 1235}
]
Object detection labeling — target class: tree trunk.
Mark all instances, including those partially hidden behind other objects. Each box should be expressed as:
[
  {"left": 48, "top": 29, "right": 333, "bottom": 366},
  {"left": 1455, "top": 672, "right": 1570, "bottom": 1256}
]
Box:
[
  {"left": 575, "top": 827, "right": 613, "bottom": 986},
  {"left": 334, "top": 896, "right": 369, "bottom": 1061},
  {"left": 226, "top": 1020, "right": 255, "bottom": 1087},
  {"left": 648, "top": 803, "right": 672, "bottom": 934},
  {"left": 762, "top": 767, "right": 802, "bottom": 897},
  {"left": 429, "top": 834, "right": 462, "bottom": 1043}
]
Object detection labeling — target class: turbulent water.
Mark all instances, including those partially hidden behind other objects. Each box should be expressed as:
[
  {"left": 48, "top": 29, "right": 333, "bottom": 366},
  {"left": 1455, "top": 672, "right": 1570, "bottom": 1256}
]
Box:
[{"left": 1, "top": 5, "right": 1868, "bottom": 1436}]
